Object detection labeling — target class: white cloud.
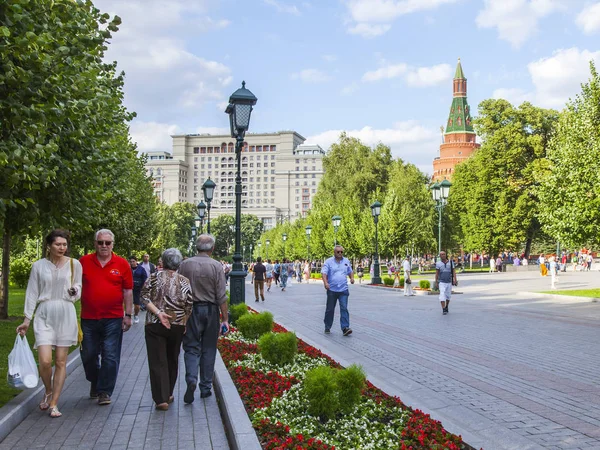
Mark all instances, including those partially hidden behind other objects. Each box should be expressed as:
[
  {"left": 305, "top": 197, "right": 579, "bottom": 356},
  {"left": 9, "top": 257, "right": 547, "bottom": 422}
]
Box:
[
  {"left": 405, "top": 64, "right": 453, "bottom": 87},
  {"left": 344, "top": 0, "right": 460, "bottom": 37},
  {"left": 131, "top": 121, "right": 182, "bottom": 153},
  {"left": 476, "top": 0, "right": 566, "bottom": 48},
  {"left": 291, "top": 69, "right": 333, "bottom": 83},
  {"left": 196, "top": 126, "right": 230, "bottom": 135},
  {"left": 362, "top": 62, "right": 451, "bottom": 87},
  {"left": 341, "top": 82, "right": 359, "bottom": 95},
  {"left": 362, "top": 63, "right": 408, "bottom": 81},
  {"left": 347, "top": 23, "right": 391, "bottom": 38},
  {"left": 94, "top": 0, "right": 232, "bottom": 128},
  {"left": 576, "top": 2, "right": 600, "bottom": 34},
  {"left": 528, "top": 47, "right": 600, "bottom": 108},
  {"left": 492, "top": 88, "right": 534, "bottom": 105},
  {"left": 307, "top": 121, "right": 441, "bottom": 173},
  {"left": 322, "top": 54, "right": 338, "bottom": 62},
  {"left": 264, "top": 0, "right": 301, "bottom": 15}
]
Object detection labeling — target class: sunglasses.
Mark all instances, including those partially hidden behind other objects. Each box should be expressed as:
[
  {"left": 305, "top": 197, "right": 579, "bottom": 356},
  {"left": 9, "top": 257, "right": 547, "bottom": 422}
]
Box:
[
  {"left": 335, "top": 250, "right": 344, "bottom": 254},
  {"left": 96, "top": 240, "right": 113, "bottom": 246}
]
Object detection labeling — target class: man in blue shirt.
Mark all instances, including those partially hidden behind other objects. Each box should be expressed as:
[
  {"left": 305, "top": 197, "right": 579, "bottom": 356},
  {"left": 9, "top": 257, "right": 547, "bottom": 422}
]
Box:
[
  {"left": 435, "top": 251, "right": 457, "bottom": 315},
  {"left": 321, "top": 245, "right": 355, "bottom": 336}
]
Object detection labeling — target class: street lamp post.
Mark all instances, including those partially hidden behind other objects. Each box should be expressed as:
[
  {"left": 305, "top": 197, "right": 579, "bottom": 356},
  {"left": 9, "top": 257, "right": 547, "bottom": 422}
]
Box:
[
  {"left": 266, "top": 239, "right": 270, "bottom": 261},
  {"left": 202, "top": 178, "right": 216, "bottom": 234},
  {"left": 305, "top": 226, "right": 312, "bottom": 261},
  {"left": 258, "top": 242, "right": 262, "bottom": 258},
  {"left": 197, "top": 200, "right": 206, "bottom": 234},
  {"left": 282, "top": 233, "right": 287, "bottom": 260},
  {"left": 225, "top": 81, "right": 257, "bottom": 306},
  {"left": 190, "top": 225, "right": 197, "bottom": 256},
  {"left": 332, "top": 215, "right": 341, "bottom": 246},
  {"left": 430, "top": 179, "right": 451, "bottom": 261},
  {"left": 370, "top": 201, "right": 382, "bottom": 285}
]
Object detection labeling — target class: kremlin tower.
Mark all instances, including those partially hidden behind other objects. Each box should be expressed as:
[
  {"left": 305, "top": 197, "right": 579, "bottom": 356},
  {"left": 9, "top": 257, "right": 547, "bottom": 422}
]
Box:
[{"left": 432, "top": 58, "right": 480, "bottom": 181}]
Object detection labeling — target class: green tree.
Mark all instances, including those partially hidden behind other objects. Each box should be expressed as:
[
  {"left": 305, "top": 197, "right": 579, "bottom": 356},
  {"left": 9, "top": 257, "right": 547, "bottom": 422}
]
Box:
[
  {"left": 450, "top": 99, "right": 558, "bottom": 257},
  {"left": 537, "top": 62, "right": 600, "bottom": 248},
  {"left": 150, "top": 202, "right": 197, "bottom": 259}
]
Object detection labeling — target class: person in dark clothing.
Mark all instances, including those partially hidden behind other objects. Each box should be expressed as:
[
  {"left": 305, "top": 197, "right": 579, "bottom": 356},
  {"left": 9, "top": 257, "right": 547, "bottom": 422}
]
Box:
[
  {"left": 252, "top": 257, "right": 266, "bottom": 302},
  {"left": 129, "top": 256, "right": 148, "bottom": 324}
]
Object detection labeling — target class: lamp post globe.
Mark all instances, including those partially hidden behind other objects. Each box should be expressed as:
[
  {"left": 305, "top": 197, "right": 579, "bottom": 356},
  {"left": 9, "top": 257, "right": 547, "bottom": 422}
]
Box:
[
  {"left": 197, "top": 200, "right": 206, "bottom": 233},
  {"left": 332, "top": 215, "right": 341, "bottom": 245},
  {"left": 202, "top": 178, "right": 216, "bottom": 234},
  {"left": 282, "top": 233, "right": 287, "bottom": 260},
  {"left": 370, "top": 201, "right": 382, "bottom": 285},
  {"left": 305, "top": 225, "right": 312, "bottom": 261},
  {"left": 225, "top": 81, "right": 257, "bottom": 306}
]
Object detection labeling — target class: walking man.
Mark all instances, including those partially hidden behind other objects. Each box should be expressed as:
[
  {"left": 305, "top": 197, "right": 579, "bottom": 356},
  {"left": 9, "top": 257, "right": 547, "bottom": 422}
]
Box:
[
  {"left": 403, "top": 255, "right": 414, "bottom": 296},
  {"left": 435, "top": 251, "right": 457, "bottom": 315},
  {"left": 322, "top": 245, "right": 354, "bottom": 335},
  {"left": 80, "top": 229, "right": 133, "bottom": 405},
  {"left": 129, "top": 255, "right": 148, "bottom": 323},
  {"left": 140, "top": 253, "right": 157, "bottom": 278},
  {"left": 252, "top": 257, "right": 266, "bottom": 302},
  {"left": 179, "top": 234, "right": 229, "bottom": 403}
]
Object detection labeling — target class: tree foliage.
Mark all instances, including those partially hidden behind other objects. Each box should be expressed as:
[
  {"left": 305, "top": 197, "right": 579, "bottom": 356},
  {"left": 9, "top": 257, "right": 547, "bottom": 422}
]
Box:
[{"left": 537, "top": 62, "right": 600, "bottom": 248}]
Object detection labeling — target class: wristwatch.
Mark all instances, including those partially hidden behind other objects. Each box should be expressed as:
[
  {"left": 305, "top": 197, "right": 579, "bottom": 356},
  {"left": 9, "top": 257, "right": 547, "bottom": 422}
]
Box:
[{"left": 124, "top": 313, "right": 132, "bottom": 318}]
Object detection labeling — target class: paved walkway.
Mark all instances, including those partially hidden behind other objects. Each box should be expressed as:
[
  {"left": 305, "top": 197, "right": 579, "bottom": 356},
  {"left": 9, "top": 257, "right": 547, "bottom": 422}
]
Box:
[
  {"left": 251, "top": 271, "right": 600, "bottom": 450},
  {"left": 0, "top": 312, "right": 229, "bottom": 450}
]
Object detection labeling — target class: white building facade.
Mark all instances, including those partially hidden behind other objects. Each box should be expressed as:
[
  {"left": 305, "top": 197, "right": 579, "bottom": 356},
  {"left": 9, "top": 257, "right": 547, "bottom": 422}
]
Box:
[{"left": 144, "top": 131, "right": 325, "bottom": 230}]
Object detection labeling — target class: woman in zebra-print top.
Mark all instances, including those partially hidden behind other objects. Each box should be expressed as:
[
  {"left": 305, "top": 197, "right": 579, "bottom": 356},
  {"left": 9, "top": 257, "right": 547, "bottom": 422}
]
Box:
[{"left": 141, "top": 248, "right": 193, "bottom": 411}]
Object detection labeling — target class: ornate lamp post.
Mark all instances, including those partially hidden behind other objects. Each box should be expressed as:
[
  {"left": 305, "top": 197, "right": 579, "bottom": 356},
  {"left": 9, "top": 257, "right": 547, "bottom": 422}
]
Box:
[
  {"left": 430, "top": 179, "right": 451, "bottom": 261},
  {"left": 282, "top": 233, "right": 287, "bottom": 260},
  {"left": 258, "top": 242, "right": 262, "bottom": 258},
  {"left": 197, "top": 200, "right": 206, "bottom": 233},
  {"left": 202, "top": 178, "right": 216, "bottom": 234},
  {"left": 332, "top": 215, "right": 341, "bottom": 246},
  {"left": 370, "top": 200, "right": 382, "bottom": 285},
  {"left": 225, "top": 81, "right": 257, "bottom": 306},
  {"left": 266, "top": 239, "right": 270, "bottom": 260},
  {"left": 305, "top": 226, "right": 312, "bottom": 261}
]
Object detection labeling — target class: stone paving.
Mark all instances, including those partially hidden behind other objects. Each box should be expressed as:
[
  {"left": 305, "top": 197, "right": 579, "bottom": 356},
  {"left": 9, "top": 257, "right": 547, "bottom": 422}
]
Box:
[
  {"left": 0, "top": 312, "right": 229, "bottom": 450},
  {"left": 251, "top": 271, "right": 600, "bottom": 450}
]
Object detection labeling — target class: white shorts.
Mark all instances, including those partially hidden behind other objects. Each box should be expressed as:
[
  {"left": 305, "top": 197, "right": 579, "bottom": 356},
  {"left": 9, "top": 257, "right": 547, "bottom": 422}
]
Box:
[{"left": 438, "top": 282, "right": 452, "bottom": 301}]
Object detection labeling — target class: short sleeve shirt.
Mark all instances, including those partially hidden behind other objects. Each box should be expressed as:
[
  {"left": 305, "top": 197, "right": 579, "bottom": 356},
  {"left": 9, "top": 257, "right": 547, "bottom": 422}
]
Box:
[
  {"left": 253, "top": 263, "right": 266, "bottom": 281},
  {"left": 435, "top": 260, "right": 453, "bottom": 284},
  {"left": 321, "top": 256, "right": 353, "bottom": 292}
]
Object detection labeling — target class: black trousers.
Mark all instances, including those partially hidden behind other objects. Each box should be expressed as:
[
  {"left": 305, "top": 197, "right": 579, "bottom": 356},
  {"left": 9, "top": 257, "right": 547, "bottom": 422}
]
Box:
[{"left": 144, "top": 323, "right": 185, "bottom": 405}]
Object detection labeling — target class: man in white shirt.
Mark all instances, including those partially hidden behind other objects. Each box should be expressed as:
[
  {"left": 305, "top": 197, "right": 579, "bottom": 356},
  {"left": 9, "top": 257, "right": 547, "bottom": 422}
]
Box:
[
  {"left": 402, "top": 256, "right": 414, "bottom": 296},
  {"left": 435, "top": 251, "right": 457, "bottom": 315},
  {"left": 140, "top": 253, "right": 156, "bottom": 278}
]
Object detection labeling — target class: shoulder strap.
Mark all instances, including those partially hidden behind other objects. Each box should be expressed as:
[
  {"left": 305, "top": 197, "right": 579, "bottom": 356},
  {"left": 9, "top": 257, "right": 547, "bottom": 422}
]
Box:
[{"left": 70, "top": 257, "right": 75, "bottom": 286}]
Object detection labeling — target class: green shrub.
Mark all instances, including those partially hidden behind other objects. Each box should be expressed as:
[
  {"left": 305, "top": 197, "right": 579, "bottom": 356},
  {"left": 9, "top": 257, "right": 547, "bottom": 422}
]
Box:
[
  {"left": 230, "top": 303, "right": 249, "bottom": 325},
  {"left": 304, "top": 366, "right": 339, "bottom": 421},
  {"left": 236, "top": 311, "right": 273, "bottom": 339},
  {"left": 383, "top": 277, "right": 394, "bottom": 286},
  {"left": 335, "top": 364, "right": 365, "bottom": 413},
  {"left": 419, "top": 279, "right": 431, "bottom": 289},
  {"left": 397, "top": 276, "right": 405, "bottom": 287},
  {"left": 303, "top": 364, "right": 366, "bottom": 421},
  {"left": 258, "top": 331, "right": 297, "bottom": 366},
  {"left": 311, "top": 273, "right": 322, "bottom": 279},
  {"left": 10, "top": 257, "right": 32, "bottom": 288}
]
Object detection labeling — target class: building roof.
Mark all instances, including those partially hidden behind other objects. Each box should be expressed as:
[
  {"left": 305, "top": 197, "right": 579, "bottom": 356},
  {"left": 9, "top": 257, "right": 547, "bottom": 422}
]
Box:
[
  {"left": 446, "top": 59, "right": 474, "bottom": 134},
  {"left": 171, "top": 131, "right": 306, "bottom": 141},
  {"left": 454, "top": 58, "right": 465, "bottom": 79}
]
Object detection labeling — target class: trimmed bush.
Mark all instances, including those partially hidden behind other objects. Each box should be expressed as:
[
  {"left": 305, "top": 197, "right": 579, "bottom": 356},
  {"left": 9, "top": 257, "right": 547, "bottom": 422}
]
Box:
[
  {"left": 311, "top": 273, "right": 322, "bottom": 279},
  {"left": 236, "top": 311, "right": 273, "bottom": 339},
  {"left": 258, "top": 331, "right": 297, "bottom": 366},
  {"left": 10, "top": 257, "right": 32, "bottom": 288},
  {"left": 304, "top": 366, "right": 339, "bottom": 421},
  {"left": 336, "top": 364, "right": 365, "bottom": 414},
  {"left": 230, "top": 303, "right": 249, "bottom": 325},
  {"left": 419, "top": 279, "right": 431, "bottom": 289},
  {"left": 383, "top": 277, "right": 394, "bottom": 286}
]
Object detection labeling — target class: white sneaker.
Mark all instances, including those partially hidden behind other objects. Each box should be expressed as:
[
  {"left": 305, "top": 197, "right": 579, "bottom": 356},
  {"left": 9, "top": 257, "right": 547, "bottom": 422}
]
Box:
[{"left": 134, "top": 315, "right": 139, "bottom": 323}]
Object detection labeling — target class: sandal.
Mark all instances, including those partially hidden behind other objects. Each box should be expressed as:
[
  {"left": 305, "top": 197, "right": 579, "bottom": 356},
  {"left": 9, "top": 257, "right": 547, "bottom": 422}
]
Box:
[
  {"left": 39, "top": 392, "right": 52, "bottom": 411},
  {"left": 49, "top": 406, "right": 62, "bottom": 418}
]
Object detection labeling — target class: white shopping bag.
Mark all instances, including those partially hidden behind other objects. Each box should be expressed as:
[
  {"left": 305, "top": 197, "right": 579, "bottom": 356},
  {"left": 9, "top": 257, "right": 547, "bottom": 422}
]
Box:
[{"left": 7, "top": 335, "right": 39, "bottom": 389}]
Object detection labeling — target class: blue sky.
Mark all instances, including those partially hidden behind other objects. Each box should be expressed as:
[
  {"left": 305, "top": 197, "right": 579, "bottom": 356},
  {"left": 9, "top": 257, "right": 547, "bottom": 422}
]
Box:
[{"left": 95, "top": 0, "right": 600, "bottom": 174}]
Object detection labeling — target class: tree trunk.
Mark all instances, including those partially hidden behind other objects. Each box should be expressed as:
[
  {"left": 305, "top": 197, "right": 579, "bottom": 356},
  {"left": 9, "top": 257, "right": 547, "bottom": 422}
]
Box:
[{"left": 1, "top": 229, "right": 11, "bottom": 319}]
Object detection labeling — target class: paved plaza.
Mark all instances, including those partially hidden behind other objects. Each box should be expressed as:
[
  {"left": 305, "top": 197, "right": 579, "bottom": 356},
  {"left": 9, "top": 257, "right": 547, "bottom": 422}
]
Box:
[
  {"left": 0, "top": 316, "right": 229, "bottom": 450},
  {"left": 251, "top": 270, "right": 600, "bottom": 450}
]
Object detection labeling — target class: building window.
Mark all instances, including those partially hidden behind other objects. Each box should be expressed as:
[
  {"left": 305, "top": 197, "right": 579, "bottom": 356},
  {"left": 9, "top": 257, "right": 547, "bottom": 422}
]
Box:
[{"left": 193, "top": 147, "right": 199, "bottom": 154}]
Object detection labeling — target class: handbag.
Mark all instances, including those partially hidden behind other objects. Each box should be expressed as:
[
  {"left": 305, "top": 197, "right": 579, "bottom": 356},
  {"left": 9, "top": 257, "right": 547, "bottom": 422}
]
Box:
[
  {"left": 7, "top": 335, "right": 39, "bottom": 389},
  {"left": 72, "top": 258, "right": 83, "bottom": 347},
  {"left": 405, "top": 277, "right": 412, "bottom": 285}
]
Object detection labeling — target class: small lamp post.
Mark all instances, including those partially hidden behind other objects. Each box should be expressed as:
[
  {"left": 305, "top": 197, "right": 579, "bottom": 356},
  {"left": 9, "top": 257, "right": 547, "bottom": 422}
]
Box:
[
  {"left": 332, "top": 215, "right": 341, "bottom": 246},
  {"left": 266, "top": 239, "right": 270, "bottom": 261},
  {"left": 370, "top": 200, "right": 382, "bottom": 285},
  {"left": 258, "top": 241, "right": 262, "bottom": 258},
  {"left": 430, "top": 179, "right": 451, "bottom": 261},
  {"left": 197, "top": 200, "right": 206, "bottom": 233},
  {"left": 305, "top": 225, "right": 312, "bottom": 261},
  {"left": 282, "top": 233, "right": 287, "bottom": 260},
  {"left": 202, "top": 178, "right": 216, "bottom": 234},
  {"left": 225, "top": 81, "right": 258, "bottom": 306},
  {"left": 190, "top": 225, "right": 197, "bottom": 256}
]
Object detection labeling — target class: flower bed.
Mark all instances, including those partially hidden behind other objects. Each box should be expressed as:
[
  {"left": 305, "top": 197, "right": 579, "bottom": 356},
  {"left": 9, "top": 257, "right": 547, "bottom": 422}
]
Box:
[{"left": 218, "top": 314, "right": 474, "bottom": 450}]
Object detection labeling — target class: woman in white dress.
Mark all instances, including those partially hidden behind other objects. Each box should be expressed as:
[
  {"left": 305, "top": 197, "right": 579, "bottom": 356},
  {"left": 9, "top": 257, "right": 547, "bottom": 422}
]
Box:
[{"left": 16, "top": 230, "right": 82, "bottom": 418}]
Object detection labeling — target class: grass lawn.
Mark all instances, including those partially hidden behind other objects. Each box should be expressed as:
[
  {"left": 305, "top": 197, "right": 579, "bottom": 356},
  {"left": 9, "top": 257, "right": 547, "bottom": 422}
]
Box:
[
  {"left": 0, "top": 287, "right": 81, "bottom": 408},
  {"left": 541, "top": 288, "right": 600, "bottom": 298}
]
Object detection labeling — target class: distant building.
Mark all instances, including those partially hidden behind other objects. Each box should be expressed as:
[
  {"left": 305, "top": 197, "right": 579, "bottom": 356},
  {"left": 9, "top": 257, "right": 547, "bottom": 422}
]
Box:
[
  {"left": 432, "top": 58, "right": 480, "bottom": 181},
  {"left": 143, "top": 131, "right": 325, "bottom": 230}
]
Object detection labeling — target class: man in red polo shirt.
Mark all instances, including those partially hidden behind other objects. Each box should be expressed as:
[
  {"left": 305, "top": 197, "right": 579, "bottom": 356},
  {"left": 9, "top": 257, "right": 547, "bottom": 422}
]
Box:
[{"left": 80, "top": 229, "right": 133, "bottom": 405}]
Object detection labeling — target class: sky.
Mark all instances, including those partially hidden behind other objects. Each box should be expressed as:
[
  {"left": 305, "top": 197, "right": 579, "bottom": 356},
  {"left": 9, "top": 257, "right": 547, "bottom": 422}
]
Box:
[{"left": 94, "top": 0, "right": 600, "bottom": 175}]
